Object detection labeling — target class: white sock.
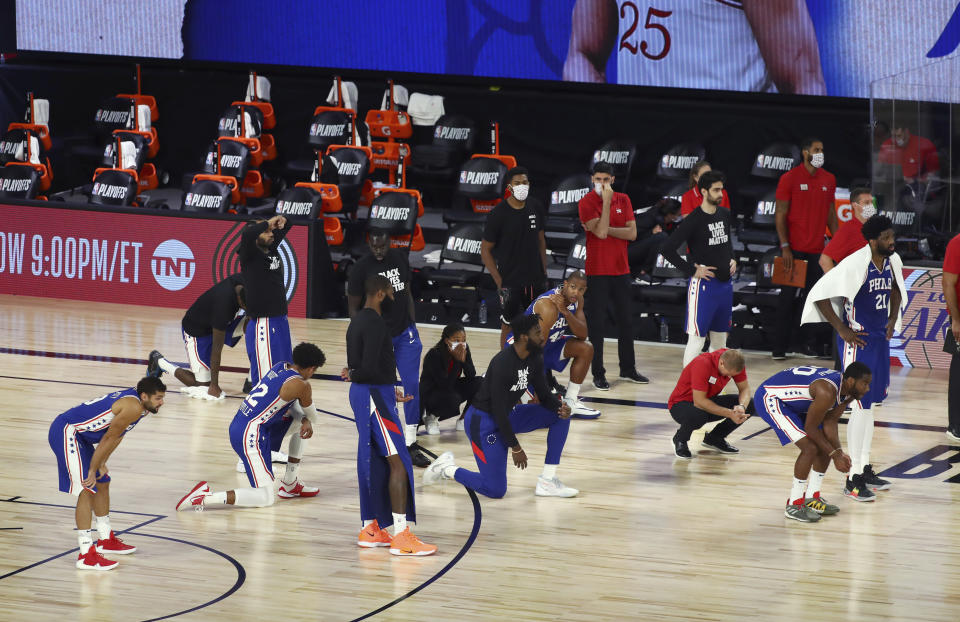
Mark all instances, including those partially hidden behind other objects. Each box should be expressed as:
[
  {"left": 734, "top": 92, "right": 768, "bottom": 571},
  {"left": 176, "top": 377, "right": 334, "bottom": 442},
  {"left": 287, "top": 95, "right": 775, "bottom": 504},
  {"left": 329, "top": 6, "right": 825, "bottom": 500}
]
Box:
[
  {"left": 860, "top": 407, "right": 875, "bottom": 469},
  {"left": 683, "top": 335, "right": 706, "bottom": 367},
  {"left": 441, "top": 464, "right": 459, "bottom": 479},
  {"left": 282, "top": 461, "right": 300, "bottom": 485},
  {"left": 789, "top": 477, "right": 807, "bottom": 504},
  {"left": 708, "top": 331, "right": 728, "bottom": 352},
  {"left": 565, "top": 382, "right": 581, "bottom": 401},
  {"left": 363, "top": 519, "right": 374, "bottom": 528},
  {"left": 807, "top": 470, "right": 826, "bottom": 498},
  {"left": 541, "top": 464, "right": 558, "bottom": 480},
  {"left": 206, "top": 491, "right": 227, "bottom": 505},
  {"left": 158, "top": 358, "right": 179, "bottom": 374},
  {"left": 847, "top": 406, "right": 869, "bottom": 475},
  {"left": 392, "top": 513, "right": 407, "bottom": 536},
  {"left": 94, "top": 514, "right": 111, "bottom": 540},
  {"left": 405, "top": 424, "right": 417, "bottom": 447},
  {"left": 77, "top": 528, "right": 94, "bottom": 555}
]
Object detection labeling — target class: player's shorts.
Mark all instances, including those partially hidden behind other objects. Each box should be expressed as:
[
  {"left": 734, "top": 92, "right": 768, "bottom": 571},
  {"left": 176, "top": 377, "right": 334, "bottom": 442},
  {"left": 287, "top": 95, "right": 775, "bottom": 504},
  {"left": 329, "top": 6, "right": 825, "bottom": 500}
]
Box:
[
  {"left": 182, "top": 329, "right": 213, "bottom": 383},
  {"left": 230, "top": 414, "right": 292, "bottom": 488},
  {"left": 838, "top": 331, "right": 888, "bottom": 409},
  {"left": 350, "top": 383, "right": 405, "bottom": 458},
  {"left": 499, "top": 283, "right": 545, "bottom": 325},
  {"left": 48, "top": 416, "right": 110, "bottom": 495},
  {"left": 685, "top": 277, "right": 733, "bottom": 337},
  {"left": 753, "top": 388, "right": 815, "bottom": 446},
  {"left": 245, "top": 315, "right": 293, "bottom": 386}
]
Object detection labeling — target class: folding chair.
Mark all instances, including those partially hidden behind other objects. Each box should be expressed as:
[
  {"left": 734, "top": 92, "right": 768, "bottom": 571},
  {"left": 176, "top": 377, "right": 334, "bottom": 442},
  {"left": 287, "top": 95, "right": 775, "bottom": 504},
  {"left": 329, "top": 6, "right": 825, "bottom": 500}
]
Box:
[
  {"left": 649, "top": 142, "right": 706, "bottom": 202},
  {"left": 89, "top": 168, "right": 139, "bottom": 207},
  {"left": 591, "top": 139, "right": 636, "bottom": 193}
]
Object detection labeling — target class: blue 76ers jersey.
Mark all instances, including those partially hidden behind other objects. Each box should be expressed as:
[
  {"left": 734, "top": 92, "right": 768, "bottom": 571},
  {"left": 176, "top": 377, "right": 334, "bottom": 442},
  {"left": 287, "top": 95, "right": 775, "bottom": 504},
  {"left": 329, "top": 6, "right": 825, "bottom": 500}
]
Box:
[
  {"left": 844, "top": 259, "right": 892, "bottom": 334},
  {"left": 58, "top": 388, "right": 142, "bottom": 444},
  {"left": 236, "top": 362, "right": 300, "bottom": 425},
  {"left": 759, "top": 367, "right": 843, "bottom": 414},
  {"left": 526, "top": 287, "right": 577, "bottom": 344}
]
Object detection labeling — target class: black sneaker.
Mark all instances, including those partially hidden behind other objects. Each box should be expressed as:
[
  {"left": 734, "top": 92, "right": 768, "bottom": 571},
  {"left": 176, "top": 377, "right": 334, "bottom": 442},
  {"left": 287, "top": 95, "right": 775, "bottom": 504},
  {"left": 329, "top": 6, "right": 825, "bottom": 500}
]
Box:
[
  {"left": 242, "top": 378, "right": 253, "bottom": 394},
  {"left": 702, "top": 435, "right": 740, "bottom": 454},
  {"left": 947, "top": 427, "right": 960, "bottom": 442},
  {"left": 408, "top": 443, "right": 431, "bottom": 468},
  {"left": 546, "top": 373, "right": 566, "bottom": 396},
  {"left": 592, "top": 374, "right": 610, "bottom": 391},
  {"left": 843, "top": 473, "right": 876, "bottom": 502},
  {"left": 772, "top": 351, "right": 787, "bottom": 361},
  {"left": 147, "top": 350, "right": 164, "bottom": 378},
  {"left": 619, "top": 369, "right": 650, "bottom": 384},
  {"left": 862, "top": 465, "right": 891, "bottom": 491},
  {"left": 672, "top": 434, "right": 692, "bottom": 460}
]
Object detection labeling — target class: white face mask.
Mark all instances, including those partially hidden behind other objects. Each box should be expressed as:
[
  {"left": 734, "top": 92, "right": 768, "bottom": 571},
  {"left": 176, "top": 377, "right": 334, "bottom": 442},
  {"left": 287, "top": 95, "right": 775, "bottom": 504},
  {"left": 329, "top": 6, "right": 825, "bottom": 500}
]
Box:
[
  {"left": 448, "top": 341, "right": 465, "bottom": 351},
  {"left": 860, "top": 203, "right": 877, "bottom": 219},
  {"left": 810, "top": 152, "right": 825, "bottom": 168},
  {"left": 511, "top": 184, "right": 529, "bottom": 201},
  {"left": 895, "top": 137, "right": 907, "bottom": 147},
  {"left": 594, "top": 182, "right": 604, "bottom": 196}
]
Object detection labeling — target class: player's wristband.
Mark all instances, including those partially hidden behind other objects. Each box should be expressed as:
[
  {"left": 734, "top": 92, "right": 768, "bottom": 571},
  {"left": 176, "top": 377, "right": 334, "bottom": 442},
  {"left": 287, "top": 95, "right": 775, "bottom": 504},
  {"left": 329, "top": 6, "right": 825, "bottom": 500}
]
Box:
[
  {"left": 780, "top": 242, "right": 791, "bottom": 248},
  {"left": 511, "top": 447, "right": 523, "bottom": 454},
  {"left": 829, "top": 448, "right": 840, "bottom": 457},
  {"left": 301, "top": 402, "right": 319, "bottom": 425}
]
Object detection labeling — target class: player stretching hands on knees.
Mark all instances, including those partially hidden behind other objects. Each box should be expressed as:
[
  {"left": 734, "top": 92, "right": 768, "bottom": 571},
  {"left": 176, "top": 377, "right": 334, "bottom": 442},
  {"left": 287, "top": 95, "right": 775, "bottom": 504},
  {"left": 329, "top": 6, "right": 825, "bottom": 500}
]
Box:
[
  {"left": 48, "top": 377, "right": 166, "bottom": 570},
  {"left": 505, "top": 270, "right": 600, "bottom": 418},
  {"left": 754, "top": 362, "right": 871, "bottom": 523},
  {"left": 424, "top": 314, "right": 578, "bottom": 498},
  {"left": 176, "top": 343, "right": 326, "bottom": 511},
  {"left": 344, "top": 275, "right": 436, "bottom": 556}
]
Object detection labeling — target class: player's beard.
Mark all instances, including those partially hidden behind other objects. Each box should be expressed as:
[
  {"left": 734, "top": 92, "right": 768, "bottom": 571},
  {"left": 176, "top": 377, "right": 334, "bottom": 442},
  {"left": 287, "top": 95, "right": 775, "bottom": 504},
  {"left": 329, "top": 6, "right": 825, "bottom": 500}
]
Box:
[{"left": 526, "top": 339, "right": 543, "bottom": 356}]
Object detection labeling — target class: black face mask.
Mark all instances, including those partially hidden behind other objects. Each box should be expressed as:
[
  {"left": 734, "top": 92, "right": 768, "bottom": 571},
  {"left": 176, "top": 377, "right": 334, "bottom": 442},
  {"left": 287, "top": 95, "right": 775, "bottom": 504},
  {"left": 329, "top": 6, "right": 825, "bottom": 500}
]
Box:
[{"left": 380, "top": 295, "right": 395, "bottom": 316}]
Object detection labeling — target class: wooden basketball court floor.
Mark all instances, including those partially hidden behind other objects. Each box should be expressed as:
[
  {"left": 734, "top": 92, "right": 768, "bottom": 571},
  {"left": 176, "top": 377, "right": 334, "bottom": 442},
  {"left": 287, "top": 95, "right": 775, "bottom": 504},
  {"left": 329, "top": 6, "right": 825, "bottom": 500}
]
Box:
[{"left": 1, "top": 295, "right": 958, "bottom": 621}]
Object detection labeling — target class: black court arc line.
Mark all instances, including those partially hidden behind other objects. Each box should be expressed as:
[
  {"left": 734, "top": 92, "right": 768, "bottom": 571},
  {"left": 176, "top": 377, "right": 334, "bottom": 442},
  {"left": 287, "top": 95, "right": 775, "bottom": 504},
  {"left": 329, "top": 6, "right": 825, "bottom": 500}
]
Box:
[{"left": 0, "top": 527, "right": 24, "bottom": 530}]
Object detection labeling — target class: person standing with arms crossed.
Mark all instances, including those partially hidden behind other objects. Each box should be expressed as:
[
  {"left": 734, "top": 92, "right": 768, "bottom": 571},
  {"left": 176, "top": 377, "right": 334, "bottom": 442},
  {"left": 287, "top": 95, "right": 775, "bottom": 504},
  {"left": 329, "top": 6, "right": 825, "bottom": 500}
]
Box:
[
  {"left": 661, "top": 170, "right": 737, "bottom": 367},
  {"left": 239, "top": 215, "right": 294, "bottom": 389},
  {"left": 774, "top": 137, "right": 837, "bottom": 360},
  {"left": 578, "top": 161, "right": 648, "bottom": 390}
]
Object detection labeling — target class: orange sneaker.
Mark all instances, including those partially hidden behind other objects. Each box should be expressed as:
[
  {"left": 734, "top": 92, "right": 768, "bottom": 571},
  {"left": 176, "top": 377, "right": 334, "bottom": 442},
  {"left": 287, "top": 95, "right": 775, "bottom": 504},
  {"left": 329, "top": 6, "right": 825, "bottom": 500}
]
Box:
[
  {"left": 389, "top": 528, "right": 437, "bottom": 557},
  {"left": 357, "top": 520, "right": 392, "bottom": 548}
]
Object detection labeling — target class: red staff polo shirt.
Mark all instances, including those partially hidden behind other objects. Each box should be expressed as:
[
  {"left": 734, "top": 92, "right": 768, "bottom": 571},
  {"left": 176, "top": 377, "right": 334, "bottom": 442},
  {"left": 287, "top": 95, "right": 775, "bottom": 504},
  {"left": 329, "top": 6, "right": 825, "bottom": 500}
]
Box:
[
  {"left": 578, "top": 190, "right": 633, "bottom": 276},
  {"left": 668, "top": 349, "right": 747, "bottom": 410},
  {"left": 775, "top": 164, "right": 837, "bottom": 254}
]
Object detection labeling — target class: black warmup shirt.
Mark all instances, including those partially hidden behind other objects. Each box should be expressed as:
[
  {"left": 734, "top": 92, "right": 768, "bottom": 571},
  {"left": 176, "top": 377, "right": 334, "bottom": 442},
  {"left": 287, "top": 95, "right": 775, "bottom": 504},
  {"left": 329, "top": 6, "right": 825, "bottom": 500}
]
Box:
[
  {"left": 346, "top": 249, "right": 413, "bottom": 337},
  {"left": 419, "top": 344, "right": 476, "bottom": 397},
  {"left": 346, "top": 307, "right": 397, "bottom": 385},
  {"left": 181, "top": 274, "right": 244, "bottom": 337},
  {"left": 238, "top": 219, "right": 292, "bottom": 318},
  {"left": 472, "top": 346, "right": 560, "bottom": 448},
  {"left": 660, "top": 206, "right": 733, "bottom": 282},
  {"left": 482, "top": 199, "right": 545, "bottom": 288}
]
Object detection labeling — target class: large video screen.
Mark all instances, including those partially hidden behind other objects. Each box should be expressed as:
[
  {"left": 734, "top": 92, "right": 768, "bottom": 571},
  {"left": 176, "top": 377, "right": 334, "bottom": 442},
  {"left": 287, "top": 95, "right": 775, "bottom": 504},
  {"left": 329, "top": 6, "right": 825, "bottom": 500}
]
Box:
[{"left": 12, "top": 0, "right": 960, "bottom": 99}]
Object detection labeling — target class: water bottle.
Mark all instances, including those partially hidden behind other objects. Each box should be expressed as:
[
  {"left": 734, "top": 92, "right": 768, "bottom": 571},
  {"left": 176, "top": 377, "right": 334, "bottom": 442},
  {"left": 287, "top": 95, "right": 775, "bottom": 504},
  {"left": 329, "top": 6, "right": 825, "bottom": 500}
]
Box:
[
  {"left": 659, "top": 316, "right": 669, "bottom": 343},
  {"left": 478, "top": 299, "right": 488, "bottom": 325}
]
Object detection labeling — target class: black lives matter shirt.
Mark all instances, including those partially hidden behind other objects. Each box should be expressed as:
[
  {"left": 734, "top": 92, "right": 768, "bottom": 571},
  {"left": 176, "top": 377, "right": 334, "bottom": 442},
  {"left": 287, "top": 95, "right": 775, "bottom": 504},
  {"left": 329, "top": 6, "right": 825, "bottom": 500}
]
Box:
[
  {"left": 482, "top": 199, "right": 545, "bottom": 288},
  {"left": 346, "top": 308, "right": 397, "bottom": 385},
  {"left": 181, "top": 273, "right": 244, "bottom": 337},
  {"left": 472, "top": 346, "right": 560, "bottom": 448},
  {"left": 238, "top": 220, "right": 293, "bottom": 317},
  {"left": 346, "top": 249, "right": 413, "bottom": 337},
  {"left": 660, "top": 206, "right": 733, "bottom": 282}
]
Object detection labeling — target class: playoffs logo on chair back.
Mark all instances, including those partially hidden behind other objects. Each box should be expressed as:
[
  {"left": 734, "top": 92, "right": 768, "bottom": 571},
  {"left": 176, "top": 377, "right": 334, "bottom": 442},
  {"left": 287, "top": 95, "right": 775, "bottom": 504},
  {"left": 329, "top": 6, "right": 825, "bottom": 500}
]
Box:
[
  {"left": 752, "top": 142, "right": 802, "bottom": 179},
  {"left": 275, "top": 187, "right": 322, "bottom": 222},
  {"left": 308, "top": 110, "right": 352, "bottom": 150},
  {"left": 218, "top": 105, "right": 263, "bottom": 139},
  {"left": 369, "top": 191, "right": 418, "bottom": 236},
  {"left": 90, "top": 170, "right": 137, "bottom": 206},
  {"left": 214, "top": 139, "right": 251, "bottom": 180},
  {"left": 442, "top": 224, "right": 485, "bottom": 264},
  {"left": 657, "top": 143, "right": 706, "bottom": 180},
  {"left": 592, "top": 139, "right": 636, "bottom": 191},
  {"left": 432, "top": 114, "right": 475, "bottom": 150},
  {"left": 550, "top": 174, "right": 592, "bottom": 217},
  {"left": 0, "top": 165, "right": 40, "bottom": 199},
  {"left": 457, "top": 158, "right": 506, "bottom": 200},
  {"left": 94, "top": 97, "right": 135, "bottom": 137},
  {"left": 182, "top": 179, "right": 232, "bottom": 213}
]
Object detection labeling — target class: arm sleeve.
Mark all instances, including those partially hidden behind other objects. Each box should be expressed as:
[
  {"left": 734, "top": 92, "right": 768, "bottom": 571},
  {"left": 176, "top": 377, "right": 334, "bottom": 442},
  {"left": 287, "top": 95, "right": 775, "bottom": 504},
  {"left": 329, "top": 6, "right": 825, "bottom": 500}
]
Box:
[
  {"left": 239, "top": 221, "right": 269, "bottom": 259},
  {"left": 353, "top": 319, "right": 387, "bottom": 383},
  {"left": 346, "top": 260, "right": 366, "bottom": 297},
  {"left": 660, "top": 215, "right": 697, "bottom": 277},
  {"left": 530, "top": 357, "right": 561, "bottom": 411},
  {"left": 463, "top": 347, "right": 477, "bottom": 378},
  {"left": 270, "top": 218, "right": 293, "bottom": 250},
  {"left": 487, "top": 361, "right": 520, "bottom": 448}
]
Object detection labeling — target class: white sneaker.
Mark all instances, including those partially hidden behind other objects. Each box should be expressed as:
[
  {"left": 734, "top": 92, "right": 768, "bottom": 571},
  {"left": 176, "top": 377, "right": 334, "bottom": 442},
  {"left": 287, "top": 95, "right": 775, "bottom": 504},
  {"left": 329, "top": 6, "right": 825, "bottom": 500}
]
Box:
[
  {"left": 271, "top": 450, "right": 288, "bottom": 463},
  {"left": 535, "top": 475, "right": 579, "bottom": 498},
  {"left": 455, "top": 417, "right": 465, "bottom": 431},
  {"left": 564, "top": 397, "right": 601, "bottom": 420},
  {"left": 424, "top": 414, "right": 440, "bottom": 435},
  {"left": 423, "top": 451, "right": 455, "bottom": 485},
  {"left": 236, "top": 458, "right": 246, "bottom": 473}
]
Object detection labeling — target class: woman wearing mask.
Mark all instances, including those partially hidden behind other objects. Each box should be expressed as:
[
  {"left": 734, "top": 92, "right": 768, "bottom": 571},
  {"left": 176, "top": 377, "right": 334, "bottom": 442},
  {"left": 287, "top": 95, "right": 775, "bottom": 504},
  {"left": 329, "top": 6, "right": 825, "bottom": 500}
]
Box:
[{"left": 420, "top": 323, "right": 481, "bottom": 435}]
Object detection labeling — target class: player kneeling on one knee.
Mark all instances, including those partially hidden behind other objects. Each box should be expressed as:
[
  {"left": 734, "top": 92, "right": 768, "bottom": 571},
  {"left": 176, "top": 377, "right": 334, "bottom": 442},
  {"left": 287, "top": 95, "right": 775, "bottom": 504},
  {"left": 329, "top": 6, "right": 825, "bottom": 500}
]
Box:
[
  {"left": 176, "top": 343, "right": 326, "bottom": 512},
  {"left": 424, "top": 314, "right": 578, "bottom": 498},
  {"left": 48, "top": 376, "right": 166, "bottom": 570},
  {"left": 754, "top": 362, "right": 871, "bottom": 523}
]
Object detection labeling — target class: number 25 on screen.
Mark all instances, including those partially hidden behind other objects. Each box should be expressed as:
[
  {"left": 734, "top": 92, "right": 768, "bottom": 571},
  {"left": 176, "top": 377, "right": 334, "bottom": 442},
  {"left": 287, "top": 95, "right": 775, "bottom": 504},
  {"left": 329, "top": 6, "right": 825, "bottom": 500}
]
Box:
[{"left": 619, "top": 3, "right": 672, "bottom": 60}]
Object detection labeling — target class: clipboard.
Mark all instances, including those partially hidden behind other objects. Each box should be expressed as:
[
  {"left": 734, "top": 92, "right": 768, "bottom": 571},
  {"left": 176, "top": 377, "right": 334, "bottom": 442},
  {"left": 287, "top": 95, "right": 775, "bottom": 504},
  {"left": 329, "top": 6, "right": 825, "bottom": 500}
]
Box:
[{"left": 771, "top": 256, "right": 807, "bottom": 288}]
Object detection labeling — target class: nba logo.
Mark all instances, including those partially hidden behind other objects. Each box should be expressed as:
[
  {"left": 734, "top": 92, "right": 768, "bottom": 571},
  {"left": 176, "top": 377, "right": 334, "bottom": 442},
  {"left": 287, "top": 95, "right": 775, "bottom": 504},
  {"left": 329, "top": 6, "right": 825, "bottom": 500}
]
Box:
[
  {"left": 434, "top": 126, "right": 442, "bottom": 138},
  {"left": 756, "top": 154, "right": 764, "bottom": 166},
  {"left": 551, "top": 191, "right": 558, "bottom": 204},
  {"left": 661, "top": 155, "right": 670, "bottom": 167},
  {"left": 459, "top": 171, "right": 467, "bottom": 183}
]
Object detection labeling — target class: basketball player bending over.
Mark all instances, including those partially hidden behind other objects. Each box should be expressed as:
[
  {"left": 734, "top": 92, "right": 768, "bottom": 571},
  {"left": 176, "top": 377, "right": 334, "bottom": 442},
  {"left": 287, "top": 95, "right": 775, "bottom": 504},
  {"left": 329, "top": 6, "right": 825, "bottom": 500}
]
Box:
[
  {"left": 48, "top": 377, "right": 166, "bottom": 570},
  {"left": 753, "top": 362, "right": 871, "bottom": 523},
  {"left": 176, "top": 343, "right": 326, "bottom": 511},
  {"left": 424, "top": 314, "right": 578, "bottom": 498},
  {"left": 504, "top": 270, "right": 601, "bottom": 418}
]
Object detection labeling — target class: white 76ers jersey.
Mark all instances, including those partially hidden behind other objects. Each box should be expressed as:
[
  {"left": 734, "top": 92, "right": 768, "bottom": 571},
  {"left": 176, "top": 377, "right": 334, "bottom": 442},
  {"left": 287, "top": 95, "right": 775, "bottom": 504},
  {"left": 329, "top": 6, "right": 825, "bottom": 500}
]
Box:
[{"left": 616, "top": 0, "right": 774, "bottom": 92}]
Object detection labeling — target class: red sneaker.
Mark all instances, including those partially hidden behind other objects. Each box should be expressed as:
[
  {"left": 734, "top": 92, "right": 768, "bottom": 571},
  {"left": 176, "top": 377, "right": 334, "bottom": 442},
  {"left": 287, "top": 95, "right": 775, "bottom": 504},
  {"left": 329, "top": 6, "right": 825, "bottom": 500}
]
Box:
[
  {"left": 175, "top": 481, "right": 210, "bottom": 511},
  {"left": 76, "top": 549, "right": 118, "bottom": 571},
  {"left": 277, "top": 479, "right": 319, "bottom": 498},
  {"left": 96, "top": 531, "right": 136, "bottom": 555}
]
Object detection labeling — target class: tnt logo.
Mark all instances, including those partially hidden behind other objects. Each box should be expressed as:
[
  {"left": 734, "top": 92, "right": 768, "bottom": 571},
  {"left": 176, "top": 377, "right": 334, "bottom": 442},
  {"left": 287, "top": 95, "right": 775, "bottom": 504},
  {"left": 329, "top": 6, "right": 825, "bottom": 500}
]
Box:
[{"left": 150, "top": 239, "right": 196, "bottom": 291}]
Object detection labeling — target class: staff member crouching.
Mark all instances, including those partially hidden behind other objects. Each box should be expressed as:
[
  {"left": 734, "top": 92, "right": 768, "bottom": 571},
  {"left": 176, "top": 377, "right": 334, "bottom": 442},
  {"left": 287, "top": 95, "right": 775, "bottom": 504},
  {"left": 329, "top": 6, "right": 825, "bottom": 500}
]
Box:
[
  {"left": 420, "top": 323, "right": 481, "bottom": 435},
  {"left": 668, "top": 348, "right": 752, "bottom": 459}
]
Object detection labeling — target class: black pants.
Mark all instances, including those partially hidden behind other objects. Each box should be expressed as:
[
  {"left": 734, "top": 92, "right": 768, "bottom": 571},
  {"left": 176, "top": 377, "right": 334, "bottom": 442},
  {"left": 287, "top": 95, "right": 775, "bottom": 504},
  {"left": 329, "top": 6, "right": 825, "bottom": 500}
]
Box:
[
  {"left": 422, "top": 377, "right": 482, "bottom": 421},
  {"left": 628, "top": 232, "right": 667, "bottom": 275},
  {"left": 774, "top": 250, "right": 831, "bottom": 354},
  {"left": 585, "top": 273, "right": 636, "bottom": 377},
  {"left": 950, "top": 353, "right": 960, "bottom": 430},
  {"left": 669, "top": 394, "right": 750, "bottom": 442}
]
